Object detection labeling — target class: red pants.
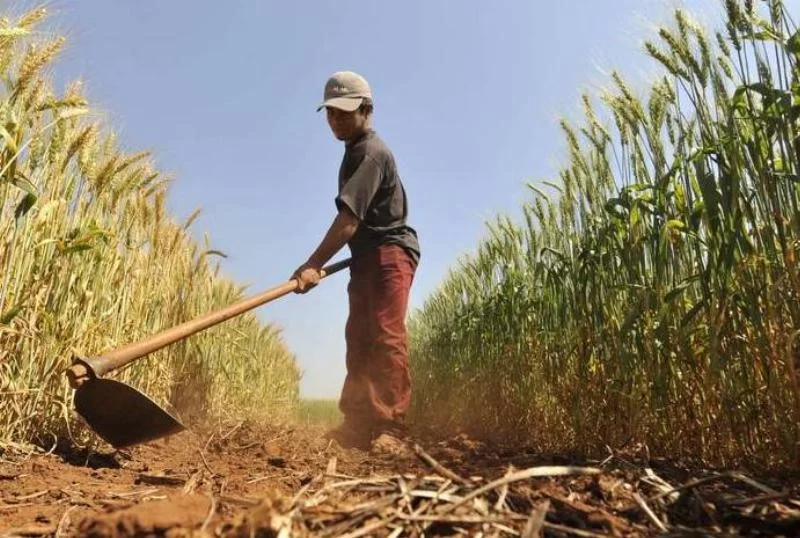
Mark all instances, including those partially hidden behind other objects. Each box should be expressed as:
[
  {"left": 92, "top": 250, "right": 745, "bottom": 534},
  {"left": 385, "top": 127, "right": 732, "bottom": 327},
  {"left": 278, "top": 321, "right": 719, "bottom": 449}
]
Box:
[{"left": 339, "top": 244, "right": 417, "bottom": 428}]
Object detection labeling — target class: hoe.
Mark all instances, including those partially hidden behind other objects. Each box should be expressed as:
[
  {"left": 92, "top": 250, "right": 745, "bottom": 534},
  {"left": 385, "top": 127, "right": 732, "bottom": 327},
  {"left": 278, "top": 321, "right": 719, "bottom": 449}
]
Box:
[{"left": 65, "top": 258, "right": 351, "bottom": 448}]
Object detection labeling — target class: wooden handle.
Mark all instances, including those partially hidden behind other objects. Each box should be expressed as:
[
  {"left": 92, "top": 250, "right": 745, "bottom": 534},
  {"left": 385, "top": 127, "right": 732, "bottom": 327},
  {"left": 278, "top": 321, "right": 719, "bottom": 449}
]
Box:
[{"left": 68, "top": 258, "right": 351, "bottom": 386}]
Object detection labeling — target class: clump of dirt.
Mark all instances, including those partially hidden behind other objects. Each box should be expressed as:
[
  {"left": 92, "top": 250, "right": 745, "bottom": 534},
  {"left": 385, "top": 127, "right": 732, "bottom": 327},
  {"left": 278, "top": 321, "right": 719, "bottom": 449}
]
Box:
[
  {"left": 78, "top": 495, "right": 211, "bottom": 537},
  {"left": 216, "top": 493, "right": 293, "bottom": 538}
]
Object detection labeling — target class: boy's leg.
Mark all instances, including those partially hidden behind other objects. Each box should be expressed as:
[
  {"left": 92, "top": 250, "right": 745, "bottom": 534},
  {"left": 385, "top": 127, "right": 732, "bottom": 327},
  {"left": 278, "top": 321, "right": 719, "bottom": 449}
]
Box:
[
  {"left": 333, "top": 258, "right": 375, "bottom": 447},
  {"left": 367, "top": 244, "right": 417, "bottom": 434}
]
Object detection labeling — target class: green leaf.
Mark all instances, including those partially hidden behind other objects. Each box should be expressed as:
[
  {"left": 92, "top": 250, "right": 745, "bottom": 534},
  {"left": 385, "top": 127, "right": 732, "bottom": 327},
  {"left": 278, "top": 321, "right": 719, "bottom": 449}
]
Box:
[
  {"left": 11, "top": 171, "right": 37, "bottom": 196},
  {"left": 526, "top": 182, "right": 550, "bottom": 201},
  {"left": 681, "top": 296, "right": 708, "bottom": 328},
  {"left": 626, "top": 183, "right": 654, "bottom": 193},
  {"left": 696, "top": 172, "right": 721, "bottom": 232},
  {"left": 787, "top": 29, "right": 800, "bottom": 54},
  {"left": 202, "top": 249, "right": 228, "bottom": 259},
  {"left": 541, "top": 181, "right": 563, "bottom": 193},
  {"left": 751, "top": 30, "right": 779, "bottom": 41},
  {"left": 657, "top": 158, "right": 682, "bottom": 191},
  {"left": 631, "top": 204, "right": 641, "bottom": 228},
  {"left": 604, "top": 197, "right": 627, "bottom": 217},
  {"left": 0, "top": 124, "right": 17, "bottom": 154},
  {"left": 14, "top": 193, "right": 36, "bottom": 222},
  {"left": 664, "top": 274, "right": 701, "bottom": 303},
  {"left": 749, "top": 20, "right": 781, "bottom": 43},
  {"left": 540, "top": 247, "right": 566, "bottom": 264},
  {"left": 61, "top": 244, "right": 93, "bottom": 254},
  {"left": 0, "top": 304, "right": 22, "bottom": 324}
]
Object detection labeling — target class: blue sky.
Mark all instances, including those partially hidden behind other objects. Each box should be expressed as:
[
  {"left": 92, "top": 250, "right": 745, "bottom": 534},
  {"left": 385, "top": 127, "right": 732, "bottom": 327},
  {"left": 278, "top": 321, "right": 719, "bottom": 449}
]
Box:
[{"left": 35, "top": 0, "right": 777, "bottom": 398}]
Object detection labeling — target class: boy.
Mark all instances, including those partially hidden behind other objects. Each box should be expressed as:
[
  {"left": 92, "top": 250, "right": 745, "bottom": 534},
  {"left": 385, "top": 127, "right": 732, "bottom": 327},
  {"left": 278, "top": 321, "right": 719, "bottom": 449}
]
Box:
[{"left": 292, "top": 71, "right": 420, "bottom": 449}]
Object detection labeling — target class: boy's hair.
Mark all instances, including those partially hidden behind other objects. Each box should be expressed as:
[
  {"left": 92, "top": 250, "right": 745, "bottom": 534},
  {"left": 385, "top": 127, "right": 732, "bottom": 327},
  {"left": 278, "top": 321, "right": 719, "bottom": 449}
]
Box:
[{"left": 359, "top": 98, "right": 374, "bottom": 116}]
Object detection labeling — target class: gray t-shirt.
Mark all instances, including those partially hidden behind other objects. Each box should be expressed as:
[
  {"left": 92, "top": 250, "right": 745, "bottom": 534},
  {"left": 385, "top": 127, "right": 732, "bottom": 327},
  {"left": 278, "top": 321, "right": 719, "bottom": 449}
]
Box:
[{"left": 335, "top": 129, "right": 420, "bottom": 264}]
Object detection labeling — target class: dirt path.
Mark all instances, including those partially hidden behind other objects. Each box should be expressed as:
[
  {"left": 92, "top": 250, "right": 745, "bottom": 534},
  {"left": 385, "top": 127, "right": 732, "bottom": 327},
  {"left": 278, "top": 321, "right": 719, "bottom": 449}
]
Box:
[{"left": 0, "top": 422, "right": 798, "bottom": 537}]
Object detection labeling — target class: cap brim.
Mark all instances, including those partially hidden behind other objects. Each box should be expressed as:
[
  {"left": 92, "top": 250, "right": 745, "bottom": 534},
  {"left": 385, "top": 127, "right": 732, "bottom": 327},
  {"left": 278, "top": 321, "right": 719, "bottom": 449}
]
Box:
[{"left": 316, "top": 96, "right": 363, "bottom": 112}]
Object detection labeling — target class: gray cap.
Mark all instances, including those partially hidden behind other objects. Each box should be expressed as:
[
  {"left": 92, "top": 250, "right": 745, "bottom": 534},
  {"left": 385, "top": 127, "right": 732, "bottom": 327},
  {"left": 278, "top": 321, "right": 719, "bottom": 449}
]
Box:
[{"left": 317, "top": 71, "right": 372, "bottom": 112}]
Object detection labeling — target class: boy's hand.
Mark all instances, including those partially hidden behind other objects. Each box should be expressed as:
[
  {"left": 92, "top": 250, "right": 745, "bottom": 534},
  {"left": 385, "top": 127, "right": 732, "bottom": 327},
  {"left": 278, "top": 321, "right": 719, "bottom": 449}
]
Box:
[{"left": 292, "top": 263, "right": 322, "bottom": 293}]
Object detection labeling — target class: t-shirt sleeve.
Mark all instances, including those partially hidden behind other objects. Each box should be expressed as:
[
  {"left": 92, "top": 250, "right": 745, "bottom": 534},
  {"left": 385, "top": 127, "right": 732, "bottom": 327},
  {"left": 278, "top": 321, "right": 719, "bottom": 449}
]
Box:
[{"left": 335, "top": 155, "right": 382, "bottom": 220}]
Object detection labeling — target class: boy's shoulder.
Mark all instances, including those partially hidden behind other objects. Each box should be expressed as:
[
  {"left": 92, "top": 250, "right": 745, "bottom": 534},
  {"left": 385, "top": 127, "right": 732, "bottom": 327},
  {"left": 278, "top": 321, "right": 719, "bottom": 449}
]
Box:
[{"left": 361, "top": 131, "right": 394, "bottom": 163}]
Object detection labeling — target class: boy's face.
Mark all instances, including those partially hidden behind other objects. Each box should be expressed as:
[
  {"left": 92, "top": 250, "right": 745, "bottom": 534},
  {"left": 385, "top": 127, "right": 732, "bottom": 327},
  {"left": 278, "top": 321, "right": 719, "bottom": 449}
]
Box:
[{"left": 326, "top": 106, "right": 369, "bottom": 142}]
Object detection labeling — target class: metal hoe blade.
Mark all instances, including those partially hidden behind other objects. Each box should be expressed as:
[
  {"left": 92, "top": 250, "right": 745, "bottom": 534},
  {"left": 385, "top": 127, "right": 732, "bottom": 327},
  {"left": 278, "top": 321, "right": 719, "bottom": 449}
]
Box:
[{"left": 73, "top": 378, "right": 186, "bottom": 448}]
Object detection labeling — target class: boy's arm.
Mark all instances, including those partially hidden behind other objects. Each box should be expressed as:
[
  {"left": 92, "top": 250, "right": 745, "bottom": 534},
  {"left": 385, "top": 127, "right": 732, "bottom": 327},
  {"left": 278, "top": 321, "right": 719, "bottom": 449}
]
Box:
[{"left": 292, "top": 207, "right": 359, "bottom": 293}]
